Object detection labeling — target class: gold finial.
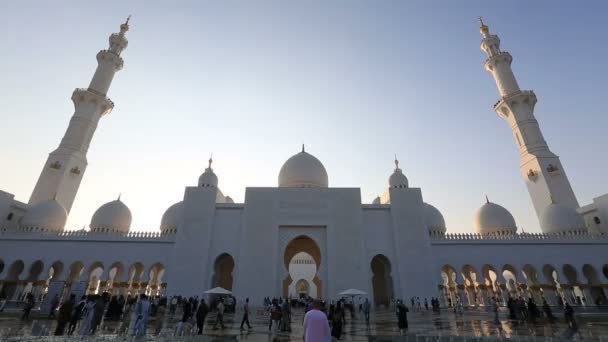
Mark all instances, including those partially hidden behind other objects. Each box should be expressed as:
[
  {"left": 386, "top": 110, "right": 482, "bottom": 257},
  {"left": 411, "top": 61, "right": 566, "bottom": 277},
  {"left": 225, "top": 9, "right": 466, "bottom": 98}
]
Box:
[
  {"left": 118, "top": 193, "right": 122, "bottom": 201},
  {"left": 478, "top": 16, "right": 489, "bottom": 35},
  {"left": 120, "top": 15, "right": 131, "bottom": 32},
  {"left": 208, "top": 154, "right": 213, "bottom": 169},
  {"left": 301, "top": 144, "right": 305, "bottom": 153},
  {"left": 394, "top": 154, "right": 399, "bottom": 170},
  {"left": 485, "top": 194, "right": 489, "bottom": 203}
]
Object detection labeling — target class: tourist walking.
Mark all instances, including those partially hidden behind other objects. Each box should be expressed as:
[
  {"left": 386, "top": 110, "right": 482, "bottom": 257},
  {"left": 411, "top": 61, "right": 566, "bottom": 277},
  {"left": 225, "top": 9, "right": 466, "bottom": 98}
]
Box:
[
  {"left": 281, "top": 298, "right": 291, "bottom": 332},
  {"left": 269, "top": 299, "right": 282, "bottom": 336},
  {"left": 331, "top": 300, "right": 345, "bottom": 339},
  {"left": 213, "top": 299, "right": 226, "bottom": 329},
  {"left": 492, "top": 297, "right": 500, "bottom": 324},
  {"left": 21, "top": 293, "right": 35, "bottom": 320},
  {"left": 303, "top": 300, "right": 331, "bottom": 342},
  {"left": 363, "top": 298, "right": 371, "bottom": 323},
  {"left": 133, "top": 294, "right": 151, "bottom": 337},
  {"left": 54, "top": 294, "right": 75, "bottom": 335},
  {"left": 90, "top": 295, "right": 106, "bottom": 334},
  {"left": 240, "top": 297, "right": 252, "bottom": 330},
  {"left": 153, "top": 298, "right": 166, "bottom": 335},
  {"left": 68, "top": 296, "right": 86, "bottom": 335},
  {"left": 396, "top": 300, "right": 409, "bottom": 335},
  {"left": 80, "top": 297, "right": 97, "bottom": 335},
  {"left": 542, "top": 299, "right": 555, "bottom": 323},
  {"left": 49, "top": 294, "right": 60, "bottom": 318},
  {"left": 196, "top": 299, "right": 209, "bottom": 334}
]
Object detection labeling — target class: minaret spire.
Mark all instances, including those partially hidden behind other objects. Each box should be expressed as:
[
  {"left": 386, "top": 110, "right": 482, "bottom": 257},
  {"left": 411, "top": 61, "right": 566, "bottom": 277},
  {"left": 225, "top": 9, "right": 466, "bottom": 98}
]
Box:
[
  {"left": 28, "top": 20, "right": 130, "bottom": 214},
  {"left": 480, "top": 21, "right": 579, "bottom": 223}
]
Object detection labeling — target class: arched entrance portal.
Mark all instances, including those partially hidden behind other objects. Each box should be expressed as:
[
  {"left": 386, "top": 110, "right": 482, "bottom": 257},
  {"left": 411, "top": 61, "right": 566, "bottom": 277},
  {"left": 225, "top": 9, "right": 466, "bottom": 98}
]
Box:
[
  {"left": 371, "top": 254, "right": 394, "bottom": 307},
  {"left": 283, "top": 236, "right": 321, "bottom": 299},
  {"left": 211, "top": 253, "right": 235, "bottom": 291},
  {"left": 296, "top": 279, "right": 310, "bottom": 297}
]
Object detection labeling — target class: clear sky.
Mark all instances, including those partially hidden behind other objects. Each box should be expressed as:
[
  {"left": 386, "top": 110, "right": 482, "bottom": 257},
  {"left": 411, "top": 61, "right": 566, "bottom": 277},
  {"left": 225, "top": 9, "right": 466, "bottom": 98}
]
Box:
[{"left": 1, "top": 1, "right": 606, "bottom": 233}]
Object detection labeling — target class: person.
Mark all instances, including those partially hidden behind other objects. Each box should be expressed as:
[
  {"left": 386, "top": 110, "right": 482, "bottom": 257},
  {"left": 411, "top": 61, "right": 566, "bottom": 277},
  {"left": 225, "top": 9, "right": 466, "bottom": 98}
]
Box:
[
  {"left": 196, "top": 298, "right": 209, "bottom": 334},
  {"left": 240, "top": 297, "right": 252, "bottom": 330},
  {"left": 269, "top": 299, "right": 282, "bottom": 336},
  {"left": 363, "top": 298, "right": 370, "bottom": 323},
  {"left": 396, "top": 300, "right": 409, "bottom": 335},
  {"left": 21, "top": 293, "right": 35, "bottom": 320},
  {"left": 424, "top": 298, "right": 429, "bottom": 311},
  {"left": 331, "top": 300, "right": 345, "bottom": 339},
  {"left": 492, "top": 297, "right": 500, "bottom": 324},
  {"left": 303, "top": 299, "right": 331, "bottom": 342},
  {"left": 49, "top": 294, "right": 60, "bottom": 318},
  {"left": 153, "top": 297, "right": 166, "bottom": 335},
  {"left": 90, "top": 295, "right": 106, "bottom": 334},
  {"left": 564, "top": 302, "right": 575, "bottom": 326},
  {"left": 213, "top": 298, "right": 226, "bottom": 329},
  {"left": 542, "top": 299, "right": 554, "bottom": 323},
  {"left": 68, "top": 296, "right": 86, "bottom": 335},
  {"left": 527, "top": 298, "right": 538, "bottom": 323},
  {"left": 80, "top": 296, "right": 97, "bottom": 335},
  {"left": 281, "top": 298, "right": 291, "bottom": 332},
  {"left": 54, "top": 294, "right": 75, "bottom": 335},
  {"left": 133, "top": 293, "right": 151, "bottom": 337}
]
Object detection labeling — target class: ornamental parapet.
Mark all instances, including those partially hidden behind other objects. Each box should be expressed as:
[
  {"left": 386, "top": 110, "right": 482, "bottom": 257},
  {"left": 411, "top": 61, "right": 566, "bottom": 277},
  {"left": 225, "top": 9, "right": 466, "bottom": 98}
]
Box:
[
  {"left": 493, "top": 90, "right": 537, "bottom": 110},
  {"left": 431, "top": 230, "right": 608, "bottom": 244},
  {"left": 0, "top": 227, "right": 176, "bottom": 242}
]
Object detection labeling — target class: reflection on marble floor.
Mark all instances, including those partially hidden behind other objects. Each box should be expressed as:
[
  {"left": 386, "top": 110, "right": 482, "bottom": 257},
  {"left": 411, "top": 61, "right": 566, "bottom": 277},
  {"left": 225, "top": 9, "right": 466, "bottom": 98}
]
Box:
[{"left": 1, "top": 306, "right": 607, "bottom": 341}]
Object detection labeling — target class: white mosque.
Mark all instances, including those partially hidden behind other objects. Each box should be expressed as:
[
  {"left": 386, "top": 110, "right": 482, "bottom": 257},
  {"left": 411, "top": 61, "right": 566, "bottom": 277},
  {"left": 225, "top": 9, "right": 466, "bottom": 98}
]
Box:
[{"left": 1, "top": 19, "right": 607, "bottom": 310}]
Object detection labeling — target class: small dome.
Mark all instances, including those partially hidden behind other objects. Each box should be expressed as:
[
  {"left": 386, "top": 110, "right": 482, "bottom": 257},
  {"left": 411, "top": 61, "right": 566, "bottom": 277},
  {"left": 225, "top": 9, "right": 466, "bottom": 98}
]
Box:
[
  {"left": 21, "top": 199, "right": 67, "bottom": 232},
  {"left": 160, "top": 201, "right": 183, "bottom": 233},
  {"left": 278, "top": 146, "right": 328, "bottom": 188},
  {"left": 474, "top": 198, "right": 517, "bottom": 235},
  {"left": 372, "top": 196, "right": 381, "bottom": 205},
  {"left": 388, "top": 159, "right": 408, "bottom": 188},
  {"left": 198, "top": 158, "right": 218, "bottom": 187},
  {"left": 90, "top": 198, "right": 132, "bottom": 233},
  {"left": 225, "top": 196, "right": 234, "bottom": 204},
  {"left": 425, "top": 203, "right": 446, "bottom": 234},
  {"left": 540, "top": 202, "right": 586, "bottom": 234}
]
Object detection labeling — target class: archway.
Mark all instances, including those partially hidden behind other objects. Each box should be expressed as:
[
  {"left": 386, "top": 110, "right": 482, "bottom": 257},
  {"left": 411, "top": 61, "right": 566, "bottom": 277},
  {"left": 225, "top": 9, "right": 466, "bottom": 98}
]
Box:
[
  {"left": 371, "top": 254, "right": 394, "bottom": 307},
  {"left": 283, "top": 236, "right": 321, "bottom": 299},
  {"left": 563, "top": 264, "right": 584, "bottom": 305},
  {"left": 502, "top": 264, "right": 520, "bottom": 297},
  {"left": 295, "top": 279, "right": 310, "bottom": 297},
  {"left": 522, "top": 264, "right": 542, "bottom": 302},
  {"left": 461, "top": 265, "right": 480, "bottom": 306},
  {"left": 441, "top": 265, "right": 459, "bottom": 307},
  {"left": 288, "top": 252, "right": 317, "bottom": 299},
  {"left": 146, "top": 263, "right": 166, "bottom": 296},
  {"left": 481, "top": 264, "right": 501, "bottom": 303},
  {"left": 87, "top": 262, "right": 104, "bottom": 295},
  {"left": 3, "top": 260, "right": 25, "bottom": 300},
  {"left": 582, "top": 264, "right": 605, "bottom": 305},
  {"left": 211, "top": 254, "right": 235, "bottom": 291},
  {"left": 127, "top": 262, "right": 145, "bottom": 295},
  {"left": 106, "top": 262, "right": 124, "bottom": 294}
]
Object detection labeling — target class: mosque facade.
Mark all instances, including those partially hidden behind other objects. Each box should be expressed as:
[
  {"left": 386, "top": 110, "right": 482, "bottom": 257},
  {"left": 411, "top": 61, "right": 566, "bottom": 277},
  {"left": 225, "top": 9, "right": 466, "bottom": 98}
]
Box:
[{"left": 1, "top": 19, "right": 608, "bottom": 309}]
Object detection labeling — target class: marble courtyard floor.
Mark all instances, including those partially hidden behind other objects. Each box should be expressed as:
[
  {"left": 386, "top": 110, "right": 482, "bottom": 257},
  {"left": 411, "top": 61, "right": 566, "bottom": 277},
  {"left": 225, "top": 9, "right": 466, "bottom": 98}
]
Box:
[{"left": 2, "top": 307, "right": 608, "bottom": 341}]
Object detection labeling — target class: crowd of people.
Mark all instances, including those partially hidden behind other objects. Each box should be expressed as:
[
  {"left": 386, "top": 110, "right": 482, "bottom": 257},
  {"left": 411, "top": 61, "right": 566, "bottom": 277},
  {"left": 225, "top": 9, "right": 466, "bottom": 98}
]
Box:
[{"left": 0, "top": 289, "right": 589, "bottom": 339}]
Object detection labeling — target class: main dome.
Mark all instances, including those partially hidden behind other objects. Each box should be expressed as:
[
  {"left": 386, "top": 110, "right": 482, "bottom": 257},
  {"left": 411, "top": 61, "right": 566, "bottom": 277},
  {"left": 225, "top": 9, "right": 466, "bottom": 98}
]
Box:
[
  {"left": 474, "top": 199, "right": 517, "bottom": 235},
  {"left": 278, "top": 148, "right": 328, "bottom": 188},
  {"left": 90, "top": 198, "right": 132, "bottom": 233}
]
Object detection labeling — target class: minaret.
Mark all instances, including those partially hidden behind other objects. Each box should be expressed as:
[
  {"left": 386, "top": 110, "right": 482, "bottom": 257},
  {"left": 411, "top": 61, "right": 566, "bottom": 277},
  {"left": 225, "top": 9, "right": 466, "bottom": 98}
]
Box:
[
  {"left": 29, "top": 18, "right": 130, "bottom": 213},
  {"left": 479, "top": 19, "right": 579, "bottom": 219}
]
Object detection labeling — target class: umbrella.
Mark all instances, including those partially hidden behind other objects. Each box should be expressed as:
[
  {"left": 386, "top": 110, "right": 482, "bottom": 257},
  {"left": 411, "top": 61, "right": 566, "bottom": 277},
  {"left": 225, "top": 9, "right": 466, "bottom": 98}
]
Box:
[
  {"left": 203, "top": 287, "right": 232, "bottom": 295},
  {"left": 338, "top": 289, "right": 367, "bottom": 296}
]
